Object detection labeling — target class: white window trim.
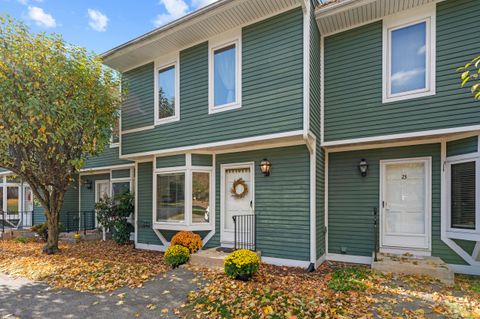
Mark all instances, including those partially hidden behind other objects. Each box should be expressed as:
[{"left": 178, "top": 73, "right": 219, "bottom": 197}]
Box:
[
  {"left": 382, "top": 4, "right": 436, "bottom": 103},
  {"left": 208, "top": 28, "right": 242, "bottom": 114},
  {"left": 153, "top": 164, "right": 214, "bottom": 230},
  {"left": 110, "top": 117, "right": 120, "bottom": 148},
  {"left": 445, "top": 153, "right": 480, "bottom": 237},
  {"left": 154, "top": 55, "right": 180, "bottom": 126}
]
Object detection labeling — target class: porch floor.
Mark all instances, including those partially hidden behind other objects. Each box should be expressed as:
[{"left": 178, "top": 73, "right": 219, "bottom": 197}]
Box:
[
  {"left": 190, "top": 248, "right": 261, "bottom": 270},
  {"left": 372, "top": 253, "right": 454, "bottom": 285}
]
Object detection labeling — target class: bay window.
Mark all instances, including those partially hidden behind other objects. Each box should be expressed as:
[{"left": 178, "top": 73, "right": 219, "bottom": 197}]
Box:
[
  {"left": 155, "top": 168, "right": 212, "bottom": 229},
  {"left": 447, "top": 155, "right": 480, "bottom": 235}
]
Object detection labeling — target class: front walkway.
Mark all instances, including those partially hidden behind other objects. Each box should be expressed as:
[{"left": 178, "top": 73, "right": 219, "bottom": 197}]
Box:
[{"left": 0, "top": 268, "right": 201, "bottom": 319}]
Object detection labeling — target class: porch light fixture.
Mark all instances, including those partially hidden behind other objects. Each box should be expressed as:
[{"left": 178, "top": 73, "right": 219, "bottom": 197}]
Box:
[
  {"left": 259, "top": 158, "right": 272, "bottom": 177},
  {"left": 83, "top": 179, "right": 92, "bottom": 190},
  {"left": 358, "top": 159, "right": 369, "bottom": 177}
]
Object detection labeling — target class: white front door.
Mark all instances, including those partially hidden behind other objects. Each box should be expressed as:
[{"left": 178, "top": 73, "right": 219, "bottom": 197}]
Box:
[
  {"left": 95, "top": 180, "right": 110, "bottom": 227},
  {"left": 221, "top": 163, "right": 254, "bottom": 246},
  {"left": 381, "top": 158, "right": 431, "bottom": 252}
]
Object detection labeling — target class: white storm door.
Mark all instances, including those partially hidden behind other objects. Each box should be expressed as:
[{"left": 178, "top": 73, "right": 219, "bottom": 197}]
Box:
[
  {"left": 221, "top": 163, "right": 254, "bottom": 245},
  {"left": 95, "top": 180, "right": 110, "bottom": 227},
  {"left": 381, "top": 158, "right": 431, "bottom": 251}
]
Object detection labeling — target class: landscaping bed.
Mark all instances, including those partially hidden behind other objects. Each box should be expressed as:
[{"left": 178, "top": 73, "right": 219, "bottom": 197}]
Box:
[
  {"left": 184, "top": 262, "right": 480, "bottom": 319},
  {"left": 0, "top": 239, "right": 168, "bottom": 293}
]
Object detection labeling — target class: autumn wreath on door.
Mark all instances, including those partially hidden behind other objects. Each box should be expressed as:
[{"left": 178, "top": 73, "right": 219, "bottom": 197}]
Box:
[{"left": 230, "top": 178, "right": 249, "bottom": 199}]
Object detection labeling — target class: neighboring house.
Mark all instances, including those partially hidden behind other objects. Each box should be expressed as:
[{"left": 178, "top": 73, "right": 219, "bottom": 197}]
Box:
[{"left": 2, "top": 0, "right": 479, "bottom": 275}]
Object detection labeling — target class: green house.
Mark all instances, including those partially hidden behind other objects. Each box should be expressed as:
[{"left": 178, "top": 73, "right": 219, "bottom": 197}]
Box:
[{"left": 3, "top": 0, "right": 479, "bottom": 275}]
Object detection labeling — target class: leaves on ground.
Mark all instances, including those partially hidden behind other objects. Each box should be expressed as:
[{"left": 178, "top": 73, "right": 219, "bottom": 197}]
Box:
[
  {"left": 0, "top": 240, "right": 168, "bottom": 293},
  {"left": 183, "top": 262, "right": 480, "bottom": 319}
]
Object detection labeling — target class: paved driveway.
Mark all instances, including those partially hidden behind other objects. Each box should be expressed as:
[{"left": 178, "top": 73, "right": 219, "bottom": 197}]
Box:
[{"left": 0, "top": 268, "right": 201, "bottom": 319}]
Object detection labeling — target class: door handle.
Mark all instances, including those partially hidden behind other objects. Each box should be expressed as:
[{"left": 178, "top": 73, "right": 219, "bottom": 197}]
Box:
[{"left": 250, "top": 200, "right": 253, "bottom": 208}]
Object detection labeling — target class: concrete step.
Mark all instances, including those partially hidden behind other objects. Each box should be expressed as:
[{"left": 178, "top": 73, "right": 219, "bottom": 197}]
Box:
[
  {"left": 372, "top": 253, "right": 454, "bottom": 285},
  {"left": 190, "top": 248, "right": 261, "bottom": 270}
]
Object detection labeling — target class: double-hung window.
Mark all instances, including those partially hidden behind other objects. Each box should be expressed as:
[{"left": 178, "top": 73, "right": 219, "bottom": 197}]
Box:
[
  {"left": 383, "top": 5, "right": 436, "bottom": 103},
  {"left": 155, "top": 168, "right": 212, "bottom": 229},
  {"left": 154, "top": 58, "right": 179, "bottom": 125},
  {"left": 447, "top": 154, "right": 480, "bottom": 237},
  {"left": 208, "top": 30, "right": 241, "bottom": 114}
]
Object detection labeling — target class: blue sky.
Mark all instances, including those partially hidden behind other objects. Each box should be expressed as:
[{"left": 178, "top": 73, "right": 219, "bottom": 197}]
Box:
[{"left": 0, "top": 0, "right": 218, "bottom": 54}]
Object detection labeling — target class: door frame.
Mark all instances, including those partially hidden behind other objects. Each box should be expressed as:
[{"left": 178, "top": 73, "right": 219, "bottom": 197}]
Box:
[
  {"left": 95, "top": 179, "right": 110, "bottom": 227},
  {"left": 379, "top": 157, "right": 432, "bottom": 254},
  {"left": 220, "top": 162, "right": 255, "bottom": 246}
]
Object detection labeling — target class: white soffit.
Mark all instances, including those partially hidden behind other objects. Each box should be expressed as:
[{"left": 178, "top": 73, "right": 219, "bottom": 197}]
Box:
[
  {"left": 316, "top": 0, "right": 437, "bottom": 36},
  {"left": 102, "top": 0, "right": 305, "bottom": 72}
]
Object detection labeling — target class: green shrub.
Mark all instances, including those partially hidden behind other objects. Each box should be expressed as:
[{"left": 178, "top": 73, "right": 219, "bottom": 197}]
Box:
[
  {"left": 95, "top": 191, "right": 134, "bottom": 245},
  {"left": 224, "top": 249, "right": 260, "bottom": 281},
  {"left": 14, "top": 236, "right": 30, "bottom": 244},
  {"left": 328, "top": 267, "right": 370, "bottom": 292},
  {"left": 164, "top": 245, "right": 190, "bottom": 268},
  {"left": 31, "top": 223, "right": 65, "bottom": 241}
]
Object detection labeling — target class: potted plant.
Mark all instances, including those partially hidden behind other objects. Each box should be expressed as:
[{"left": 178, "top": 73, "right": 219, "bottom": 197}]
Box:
[{"left": 224, "top": 249, "right": 260, "bottom": 281}]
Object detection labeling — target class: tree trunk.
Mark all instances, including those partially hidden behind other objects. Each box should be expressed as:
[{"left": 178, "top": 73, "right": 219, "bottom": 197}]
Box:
[{"left": 43, "top": 203, "right": 62, "bottom": 254}]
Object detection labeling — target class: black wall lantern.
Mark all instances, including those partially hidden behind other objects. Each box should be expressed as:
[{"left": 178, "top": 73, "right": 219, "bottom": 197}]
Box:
[
  {"left": 358, "top": 158, "right": 369, "bottom": 177},
  {"left": 259, "top": 158, "right": 272, "bottom": 177},
  {"left": 83, "top": 179, "right": 92, "bottom": 190}
]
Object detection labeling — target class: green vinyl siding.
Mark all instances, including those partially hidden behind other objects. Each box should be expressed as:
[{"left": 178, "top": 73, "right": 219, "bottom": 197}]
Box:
[
  {"left": 447, "top": 136, "right": 478, "bottom": 157},
  {"left": 324, "top": 0, "right": 480, "bottom": 142},
  {"left": 122, "top": 63, "right": 155, "bottom": 131},
  {"left": 121, "top": 8, "right": 304, "bottom": 156},
  {"left": 112, "top": 169, "right": 131, "bottom": 179},
  {"left": 84, "top": 146, "right": 132, "bottom": 169},
  {"left": 328, "top": 143, "right": 468, "bottom": 265},
  {"left": 207, "top": 145, "right": 311, "bottom": 261},
  {"left": 192, "top": 154, "right": 212, "bottom": 166},
  {"left": 156, "top": 155, "right": 185, "bottom": 168},
  {"left": 137, "top": 162, "right": 162, "bottom": 245},
  {"left": 453, "top": 239, "right": 476, "bottom": 255},
  {"left": 0, "top": 168, "right": 9, "bottom": 173}
]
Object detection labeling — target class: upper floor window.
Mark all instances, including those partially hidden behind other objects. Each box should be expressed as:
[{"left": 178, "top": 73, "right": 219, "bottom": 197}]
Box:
[
  {"left": 154, "top": 59, "right": 179, "bottom": 125},
  {"left": 209, "top": 29, "right": 242, "bottom": 114},
  {"left": 383, "top": 5, "right": 435, "bottom": 103},
  {"left": 110, "top": 118, "right": 120, "bottom": 147}
]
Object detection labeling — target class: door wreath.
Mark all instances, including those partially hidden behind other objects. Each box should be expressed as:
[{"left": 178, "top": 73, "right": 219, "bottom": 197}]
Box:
[{"left": 230, "top": 178, "right": 249, "bottom": 199}]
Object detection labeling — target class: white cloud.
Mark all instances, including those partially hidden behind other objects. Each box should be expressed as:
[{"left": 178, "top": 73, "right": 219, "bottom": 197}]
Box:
[
  {"left": 87, "top": 9, "right": 108, "bottom": 32},
  {"left": 391, "top": 68, "right": 424, "bottom": 85},
  {"left": 17, "top": 0, "right": 43, "bottom": 6},
  {"left": 417, "top": 45, "right": 426, "bottom": 55},
  {"left": 154, "top": 0, "right": 189, "bottom": 27},
  {"left": 27, "top": 6, "right": 56, "bottom": 28},
  {"left": 191, "top": 0, "right": 217, "bottom": 9}
]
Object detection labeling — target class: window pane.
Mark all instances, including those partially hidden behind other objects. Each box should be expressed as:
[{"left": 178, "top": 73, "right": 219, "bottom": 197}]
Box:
[
  {"left": 451, "top": 161, "right": 476, "bottom": 230},
  {"left": 391, "top": 22, "right": 427, "bottom": 94},
  {"left": 158, "top": 66, "right": 176, "bottom": 119},
  {"left": 7, "top": 187, "right": 19, "bottom": 212},
  {"left": 112, "top": 182, "right": 130, "bottom": 200},
  {"left": 156, "top": 173, "right": 185, "bottom": 222},
  {"left": 214, "top": 44, "right": 236, "bottom": 107},
  {"left": 192, "top": 172, "right": 210, "bottom": 223},
  {"left": 111, "top": 120, "right": 120, "bottom": 144}
]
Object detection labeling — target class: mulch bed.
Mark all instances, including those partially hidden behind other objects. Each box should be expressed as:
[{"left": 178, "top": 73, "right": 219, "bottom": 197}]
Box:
[
  {"left": 183, "top": 262, "right": 480, "bottom": 319},
  {"left": 0, "top": 239, "right": 168, "bottom": 293}
]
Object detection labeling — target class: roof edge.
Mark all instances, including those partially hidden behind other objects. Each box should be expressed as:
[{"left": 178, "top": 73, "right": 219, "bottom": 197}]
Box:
[{"left": 100, "top": 0, "right": 232, "bottom": 62}]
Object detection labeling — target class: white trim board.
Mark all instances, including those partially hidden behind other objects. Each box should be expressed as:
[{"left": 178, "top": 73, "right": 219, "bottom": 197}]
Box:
[
  {"left": 326, "top": 253, "right": 373, "bottom": 265},
  {"left": 448, "top": 264, "right": 480, "bottom": 276},
  {"left": 120, "top": 130, "right": 304, "bottom": 159},
  {"left": 135, "top": 243, "right": 167, "bottom": 252},
  {"left": 323, "top": 126, "right": 480, "bottom": 148},
  {"left": 261, "top": 256, "right": 311, "bottom": 268}
]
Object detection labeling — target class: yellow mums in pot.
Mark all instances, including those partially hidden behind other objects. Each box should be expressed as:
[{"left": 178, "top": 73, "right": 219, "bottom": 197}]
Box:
[{"left": 224, "top": 249, "right": 260, "bottom": 280}]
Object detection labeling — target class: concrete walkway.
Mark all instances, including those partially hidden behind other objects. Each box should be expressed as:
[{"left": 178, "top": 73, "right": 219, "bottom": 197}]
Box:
[{"left": 0, "top": 268, "right": 202, "bottom": 319}]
